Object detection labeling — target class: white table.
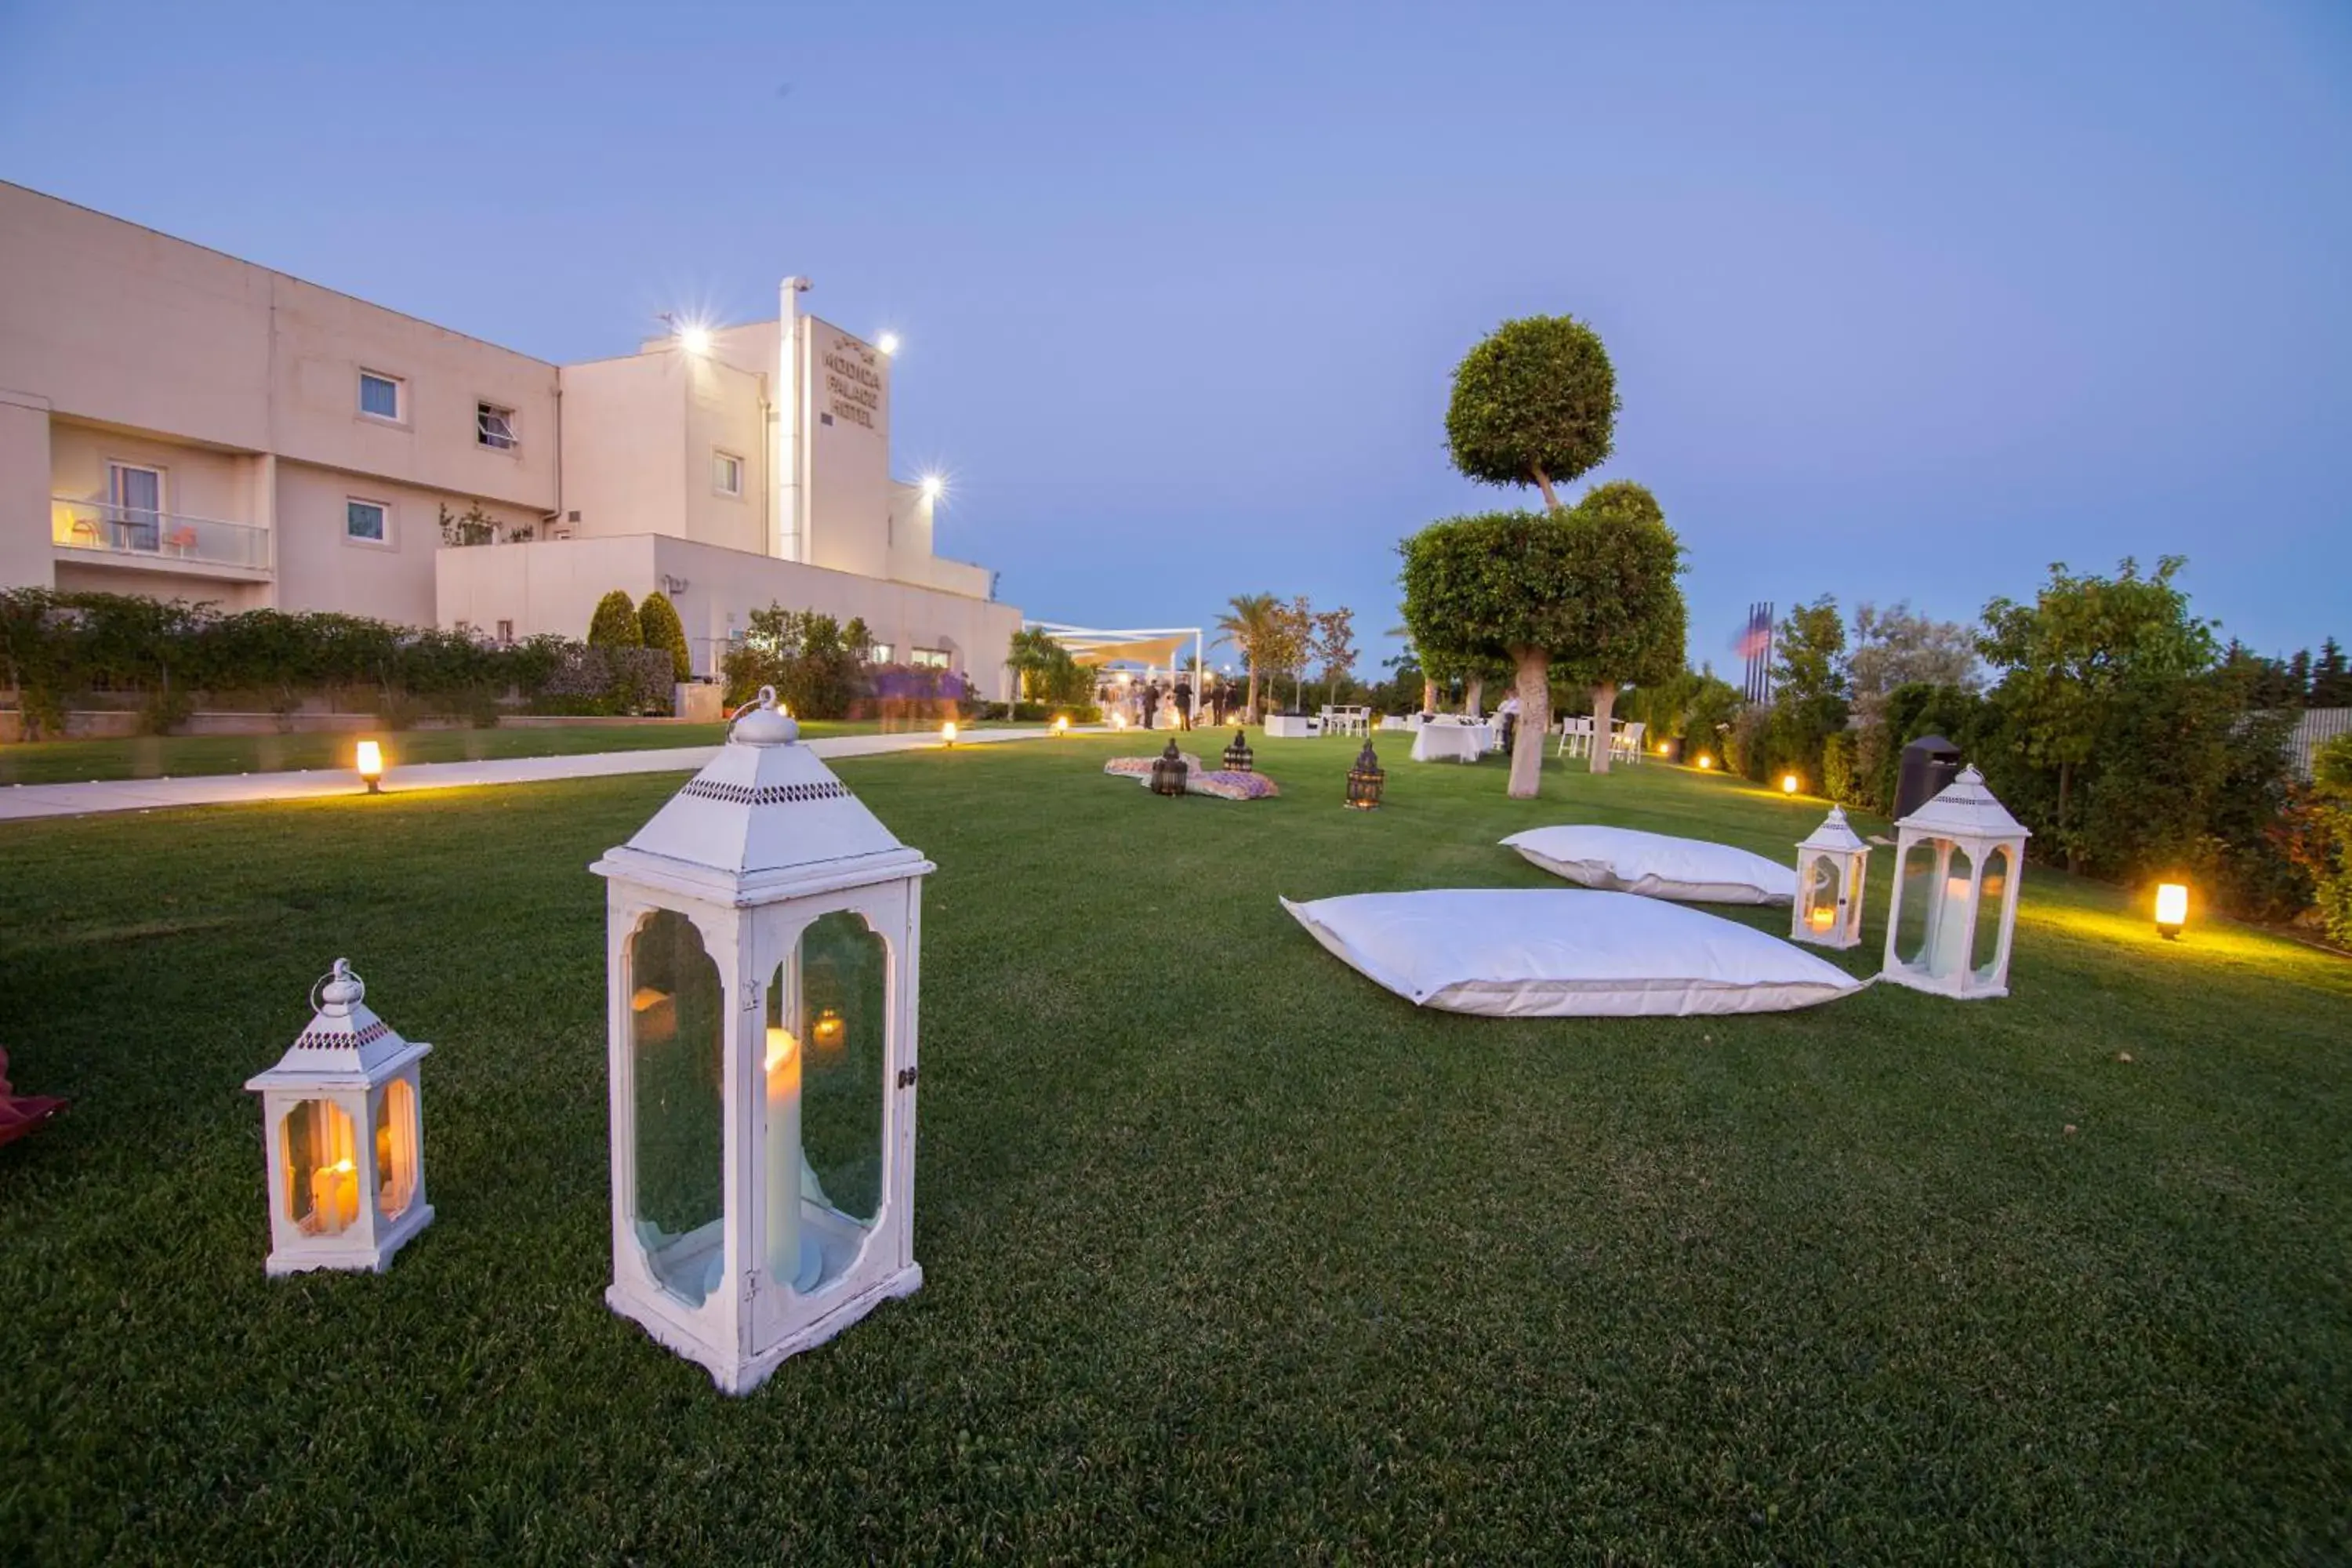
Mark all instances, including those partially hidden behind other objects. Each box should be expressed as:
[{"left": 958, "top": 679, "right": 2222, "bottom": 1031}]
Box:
[
  {"left": 1378, "top": 715, "right": 1410, "bottom": 732},
  {"left": 1262, "top": 714, "right": 1318, "bottom": 739},
  {"left": 1411, "top": 722, "right": 1493, "bottom": 763}
]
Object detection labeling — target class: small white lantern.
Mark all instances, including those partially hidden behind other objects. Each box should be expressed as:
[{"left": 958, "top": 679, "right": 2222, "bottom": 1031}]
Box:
[
  {"left": 245, "top": 960, "right": 434, "bottom": 1275},
  {"left": 1880, "top": 765, "right": 2030, "bottom": 1000},
  {"left": 591, "top": 686, "right": 935, "bottom": 1393},
  {"left": 1792, "top": 806, "right": 1869, "bottom": 949}
]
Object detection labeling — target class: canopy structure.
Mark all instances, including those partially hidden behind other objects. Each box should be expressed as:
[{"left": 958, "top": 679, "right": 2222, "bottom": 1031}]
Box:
[{"left": 1025, "top": 622, "right": 1208, "bottom": 714}]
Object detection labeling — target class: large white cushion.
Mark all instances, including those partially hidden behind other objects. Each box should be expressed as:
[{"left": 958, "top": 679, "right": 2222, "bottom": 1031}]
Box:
[
  {"left": 1280, "top": 888, "right": 1860, "bottom": 1017},
  {"left": 1501, "top": 825, "right": 1798, "bottom": 905}
]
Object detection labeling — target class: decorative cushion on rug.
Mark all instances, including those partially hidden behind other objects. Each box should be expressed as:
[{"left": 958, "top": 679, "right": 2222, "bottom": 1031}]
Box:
[
  {"left": 1279, "top": 888, "right": 1861, "bottom": 1017},
  {"left": 1187, "top": 770, "right": 1280, "bottom": 800},
  {"left": 1104, "top": 755, "right": 1199, "bottom": 779},
  {"left": 1501, "top": 825, "right": 1798, "bottom": 905}
]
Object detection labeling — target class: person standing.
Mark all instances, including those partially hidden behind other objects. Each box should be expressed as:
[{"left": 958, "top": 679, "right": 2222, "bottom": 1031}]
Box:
[
  {"left": 1174, "top": 676, "right": 1194, "bottom": 730},
  {"left": 1497, "top": 691, "right": 1522, "bottom": 755},
  {"left": 1141, "top": 680, "right": 1158, "bottom": 729}
]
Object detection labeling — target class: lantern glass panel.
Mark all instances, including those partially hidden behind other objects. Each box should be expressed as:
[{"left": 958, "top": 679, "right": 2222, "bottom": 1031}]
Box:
[
  {"left": 1973, "top": 846, "right": 2011, "bottom": 981},
  {"left": 375, "top": 1079, "right": 416, "bottom": 1220},
  {"left": 282, "top": 1099, "right": 359, "bottom": 1236},
  {"left": 767, "top": 912, "right": 888, "bottom": 1295},
  {"left": 1930, "top": 846, "right": 1976, "bottom": 980},
  {"left": 629, "top": 910, "right": 725, "bottom": 1307},
  {"left": 1801, "top": 854, "right": 1840, "bottom": 935},
  {"left": 1896, "top": 842, "right": 1939, "bottom": 967}
]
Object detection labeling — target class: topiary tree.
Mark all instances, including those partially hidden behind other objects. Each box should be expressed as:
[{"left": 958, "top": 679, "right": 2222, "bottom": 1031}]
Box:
[
  {"left": 1401, "top": 510, "right": 1585, "bottom": 798},
  {"left": 588, "top": 590, "right": 641, "bottom": 649},
  {"left": 1445, "top": 314, "right": 1619, "bottom": 511},
  {"left": 1553, "top": 481, "right": 1687, "bottom": 775},
  {"left": 637, "top": 591, "right": 690, "bottom": 682}
]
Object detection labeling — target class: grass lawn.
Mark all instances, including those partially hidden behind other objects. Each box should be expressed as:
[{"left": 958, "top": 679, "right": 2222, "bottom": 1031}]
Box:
[
  {"left": 2, "top": 735, "right": 2346, "bottom": 1562},
  {"left": 0, "top": 717, "right": 1026, "bottom": 787}
]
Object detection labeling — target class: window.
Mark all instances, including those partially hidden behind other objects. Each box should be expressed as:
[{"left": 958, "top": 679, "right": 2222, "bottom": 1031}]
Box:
[
  {"left": 910, "top": 648, "right": 950, "bottom": 670},
  {"left": 495, "top": 619, "right": 514, "bottom": 645},
  {"left": 868, "top": 642, "right": 894, "bottom": 663},
  {"left": 477, "top": 402, "right": 517, "bottom": 450},
  {"left": 358, "top": 372, "right": 404, "bottom": 422},
  {"left": 107, "top": 463, "right": 165, "bottom": 549},
  {"left": 346, "top": 498, "right": 390, "bottom": 545},
  {"left": 713, "top": 450, "right": 743, "bottom": 498}
]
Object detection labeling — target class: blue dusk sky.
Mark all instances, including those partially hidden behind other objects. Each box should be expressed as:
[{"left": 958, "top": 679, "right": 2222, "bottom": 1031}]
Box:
[{"left": 3, "top": 1, "right": 2347, "bottom": 670}]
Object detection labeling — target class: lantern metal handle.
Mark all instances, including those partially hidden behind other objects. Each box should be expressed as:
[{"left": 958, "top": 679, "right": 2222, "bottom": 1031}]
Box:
[{"left": 310, "top": 957, "right": 365, "bottom": 1016}]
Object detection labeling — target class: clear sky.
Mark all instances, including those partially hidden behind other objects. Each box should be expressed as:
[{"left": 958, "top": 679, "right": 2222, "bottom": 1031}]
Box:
[{"left": 4, "top": 1, "right": 2347, "bottom": 671}]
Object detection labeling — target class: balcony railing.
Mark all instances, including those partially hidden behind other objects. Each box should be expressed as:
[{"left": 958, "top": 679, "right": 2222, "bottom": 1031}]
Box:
[{"left": 51, "top": 499, "right": 270, "bottom": 572}]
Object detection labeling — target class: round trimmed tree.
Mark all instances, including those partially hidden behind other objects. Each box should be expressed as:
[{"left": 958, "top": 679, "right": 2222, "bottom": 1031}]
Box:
[
  {"left": 587, "top": 590, "right": 641, "bottom": 648},
  {"left": 1445, "top": 315, "right": 1619, "bottom": 511},
  {"left": 637, "top": 591, "right": 691, "bottom": 682},
  {"left": 1555, "top": 481, "right": 1686, "bottom": 775}
]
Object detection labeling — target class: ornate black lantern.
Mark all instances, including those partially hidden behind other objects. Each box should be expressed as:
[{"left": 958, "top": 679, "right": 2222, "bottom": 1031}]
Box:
[
  {"left": 1345, "top": 739, "right": 1385, "bottom": 810},
  {"left": 1221, "top": 728, "right": 1254, "bottom": 773},
  {"left": 1149, "top": 738, "right": 1189, "bottom": 797}
]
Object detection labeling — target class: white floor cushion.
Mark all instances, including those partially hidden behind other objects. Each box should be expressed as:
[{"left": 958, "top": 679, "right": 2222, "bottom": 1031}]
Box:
[
  {"left": 1502, "top": 825, "right": 1798, "bottom": 905},
  {"left": 1280, "top": 888, "right": 1860, "bottom": 1017}
]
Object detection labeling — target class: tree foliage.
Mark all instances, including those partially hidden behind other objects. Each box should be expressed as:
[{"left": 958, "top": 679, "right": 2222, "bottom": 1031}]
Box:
[
  {"left": 1214, "top": 593, "right": 1280, "bottom": 720},
  {"left": 636, "top": 592, "right": 691, "bottom": 683},
  {"left": 587, "top": 590, "right": 641, "bottom": 649},
  {"left": 1848, "top": 601, "right": 1979, "bottom": 722},
  {"left": 1008, "top": 627, "right": 1095, "bottom": 708},
  {"left": 1312, "top": 607, "right": 1359, "bottom": 706},
  {"left": 1444, "top": 315, "right": 1619, "bottom": 510}
]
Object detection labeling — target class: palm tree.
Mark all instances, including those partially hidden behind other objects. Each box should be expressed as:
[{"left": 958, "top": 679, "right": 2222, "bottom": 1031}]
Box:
[{"left": 1214, "top": 593, "right": 1279, "bottom": 722}]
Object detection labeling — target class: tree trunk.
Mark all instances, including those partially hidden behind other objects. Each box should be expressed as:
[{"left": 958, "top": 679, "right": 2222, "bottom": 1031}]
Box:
[
  {"left": 1588, "top": 681, "right": 1619, "bottom": 774},
  {"left": 2058, "top": 759, "right": 2078, "bottom": 873},
  {"left": 1507, "top": 648, "right": 1549, "bottom": 800},
  {"left": 1421, "top": 677, "right": 1438, "bottom": 713},
  {"left": 1530, "top": 462, "right": 1561, "bottom": 512},
  {"left": 1465, "top": 677, "right": 1484, "bottom": 717},
  {"left": 1246, "top": 670, "right": 1259, "bottom": 723}
]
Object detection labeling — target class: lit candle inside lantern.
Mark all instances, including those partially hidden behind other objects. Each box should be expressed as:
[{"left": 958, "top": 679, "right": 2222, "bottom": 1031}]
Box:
[
  {"left": 1928, "top": 875, "right": 1973, "bottom": 978},
  {"left": 1808, "top": 903, "right": 1837, "bottom": 932},
  {"left": 310, "top": 1157, "right": 358, "bottom": 1233},
  {"left": 764, "top": 1025, "right": 803, "bottom": 1288}
]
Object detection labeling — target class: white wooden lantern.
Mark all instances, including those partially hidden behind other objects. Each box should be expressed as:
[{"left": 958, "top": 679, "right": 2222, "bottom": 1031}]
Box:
[
  {"left": 1792, "top": 806, "right": 1869, "bottom": 949},
  {"left": 590, "top": 687, "right": 935, "bottom": 1393},
  {"left": 245, "top": 959, "right": 434, "bottom": 1275},
  {"left": 1880, "top": 765, "right": 2030, "bottom": 999}
]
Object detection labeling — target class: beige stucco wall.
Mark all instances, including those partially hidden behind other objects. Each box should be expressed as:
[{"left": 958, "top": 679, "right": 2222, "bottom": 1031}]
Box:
[
  {"left": 804, "top": 318, "right": 892, "bottom": 582},
  {"left": 437, "top": 534, "right": 1020, "bottom": 697},
  {"left": 0, "top": 394, "right": 53, "bottom": 589},
  {"left": 53, "top": 557, "right": 274, "bottom": 609},
  {"left": 681, "top": 355, "right": 769, "bottom": 556},
  {"left": 556, "top": 354, "right": 685, "bottom": 541},
  {"left": 277, "top": 461, "right": 539, "bottom": 624}
]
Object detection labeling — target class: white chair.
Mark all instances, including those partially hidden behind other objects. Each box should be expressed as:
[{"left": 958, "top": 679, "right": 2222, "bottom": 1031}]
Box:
[
  {"left": 1611, "top": 720, "right": 1648, "bottom": 765},
  {"left": 1556, "top": 716, "right": 1595, "bottom": 758}
]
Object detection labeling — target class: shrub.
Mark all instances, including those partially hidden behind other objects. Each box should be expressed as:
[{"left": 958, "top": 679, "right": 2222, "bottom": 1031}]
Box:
[
  {"left": 588, "top": 590, "right": 641, "bottom": 648},
  {"left": 637, "top": 592, "right": 691, "bottom": 683},
  {"left": 1822, "top": 731, "right": 1859, "bottom": 806}
]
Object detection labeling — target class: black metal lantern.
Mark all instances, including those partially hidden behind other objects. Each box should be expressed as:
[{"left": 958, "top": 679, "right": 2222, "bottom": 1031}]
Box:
[
  {"left": 1149, "top": 738, "right": 1189, "bottom": 797},
  {"left": 1345, "top": 739, "right": 1385, "bottom": 809},
  {"left": 1222, "top": 728, "right": 1254, "bottom": 773}
]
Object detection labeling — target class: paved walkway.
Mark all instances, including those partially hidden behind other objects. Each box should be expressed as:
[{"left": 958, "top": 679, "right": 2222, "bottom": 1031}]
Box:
[{"left": 0, "top": 726, "right": 1061, "bottom": 823}]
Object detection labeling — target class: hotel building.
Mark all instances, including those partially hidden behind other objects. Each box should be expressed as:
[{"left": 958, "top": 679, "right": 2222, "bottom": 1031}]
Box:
[{"left": 0, "top": 181, "right": 1020, "bottom": 693}]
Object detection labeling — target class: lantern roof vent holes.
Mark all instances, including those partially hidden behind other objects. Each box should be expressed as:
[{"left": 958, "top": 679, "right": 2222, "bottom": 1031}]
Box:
[
  {"left": 249, "top": 959, "right": 428, "bottom": 1087},
  {"left": 1893, "top": 764, "right": 2031, "bottom": 842},
  {"left": 598, "top": 687, "right": 931, "bottom": 895}
]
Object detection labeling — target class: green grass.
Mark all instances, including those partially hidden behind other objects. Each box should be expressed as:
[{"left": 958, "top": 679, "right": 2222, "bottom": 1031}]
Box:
[
  {"left": 2, "top": 735, "right": 2346, "bottom": 1563},
  {"left": 0, "top": 718, "right": 1018, "bottom": 786}
]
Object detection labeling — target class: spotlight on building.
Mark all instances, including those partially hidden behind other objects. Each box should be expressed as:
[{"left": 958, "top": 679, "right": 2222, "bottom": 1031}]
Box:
[
  {"left": 919, "top": 474, "right": 945, "bottom": 503},
  {"left": 678, "top": 324, "right": 713, "bottom": 356},
  {"left": 877, "top": 332, "right": 901, "bottom": 356}
]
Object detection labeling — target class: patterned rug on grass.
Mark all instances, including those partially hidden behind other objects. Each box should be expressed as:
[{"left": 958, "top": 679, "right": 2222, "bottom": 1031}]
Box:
[{"left": 1102, "top": 756, "right": 1280, "bottom": 800}]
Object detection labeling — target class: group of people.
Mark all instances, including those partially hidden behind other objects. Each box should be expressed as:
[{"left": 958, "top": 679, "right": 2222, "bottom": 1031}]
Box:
[{"left": 1098, "top": 674, "right": 1248, "bottom": 731}]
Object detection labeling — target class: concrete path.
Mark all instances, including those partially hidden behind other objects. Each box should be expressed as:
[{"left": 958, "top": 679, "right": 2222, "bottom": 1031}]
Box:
[{"left": 0, "top": 726, "right": 1061, "bottom": 823}]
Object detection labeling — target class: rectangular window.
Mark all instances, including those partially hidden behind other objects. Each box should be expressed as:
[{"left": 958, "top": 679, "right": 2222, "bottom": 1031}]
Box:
[
  {"left": 868, "top": 642, "right": 895, "bottom": 663},
  {"left": 713, "top": 450, "right": 743, "bottom": 497},
  {"left": 910, "top": 648, "right": 949, "bottom": 670},
  {"left": 358, "top": 372, "right": 404, "bottom": 422},
  {"left": 495, "top": 619, "right": 514, "bottom": 645},
  {"left": 106, "top": 462, "right": 165, "bottom": 550},
  {"left": 477, "top": 402, "right": 517, "bottom": 450},
  {"left": 346, "top": 498, "right": 389, "bottom": 544}
]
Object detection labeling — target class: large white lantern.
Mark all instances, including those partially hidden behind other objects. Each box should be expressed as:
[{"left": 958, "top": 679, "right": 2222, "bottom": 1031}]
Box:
[
  {"left": 1880, "top": 764, "right": 2030, "bottom": 999},
  {"left": 245, "top": 959, "right": 434, "bottom": 1275},
  {"left": 590, "top": 687, "right": 935, "bottom": 1393},
  {"left": 1791, "top": 806, "right": 1869, "bottom": 949}
]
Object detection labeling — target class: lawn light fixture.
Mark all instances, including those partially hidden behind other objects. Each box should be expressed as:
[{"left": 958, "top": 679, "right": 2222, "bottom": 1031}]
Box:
[
  {"left": 1881, "top": 765, "right": 2029, "bottom": 1000},
  {"left": 355, "top": 739, "right": 384, "bottom": 794},
  {"left": 940, "top": 720, "right": 957, "bottom": 747},
  {"left": 245, "top": 960, "right": 433, "bottom": 1276},
  {"left": 1697, "top": 754, "right": 1715, "bottom": 770},
  {"left": 1345, "top": 739, "right": 1386, "bottom": 810},
  {"left": 1782, "top": 774, "right": 1799, "bottom": 795},
  {"left": 1150, "top": 737, "right": 1189, "bottom": 797},
  {"left": 1051, "top": 714, "right": 1070, "bottom": 737},
  {"left": 592, "top": 686, "right": 935, "bottom": 1393},
  {"left": 2154, "top": 881, "right": 2189, "bottom": 940},
  {"left": 1222, "top": 728, "right": 1254, "bottom": 773},
  {"left": 1793, "top": 807, "right": 1870, "bottom": 950}
]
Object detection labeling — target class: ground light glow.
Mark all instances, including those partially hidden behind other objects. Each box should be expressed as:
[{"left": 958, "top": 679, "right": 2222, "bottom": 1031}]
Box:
[
  {"left": 2155, "top": 882, "right": 2189, "bottom": 939},
  {"left": 355, "top": 739, "right": 384, "bottom": 794},
  {"left": 1783, "top": 774, "right": 1799, "bottom": 794},
  {"left": 941, "top": 721, "right": 958, "bottom": 747}
]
